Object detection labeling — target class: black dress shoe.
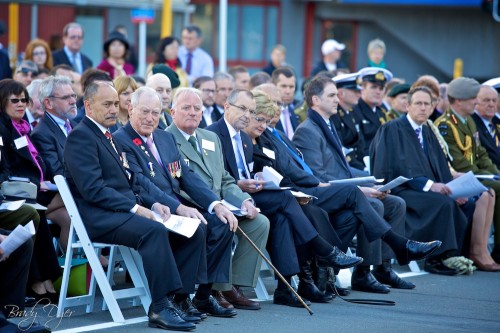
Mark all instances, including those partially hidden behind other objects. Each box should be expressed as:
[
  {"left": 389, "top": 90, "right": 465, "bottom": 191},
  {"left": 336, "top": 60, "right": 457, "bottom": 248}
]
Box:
[
  {"left": 192, "top": 295, "right": 237, "bottom": 318},
  {"left": 177, "top": 297, "right": 207, "bottom": 320},
  {"left": 298, "top": 280, "right": 332, "bottom": 303},
  {"left": 424, "top": 259, "right": 459, "bottom": 276},
  {"left": 351, "top": 268, "right": 390, "bottom": 294},
  {"left": 148, "top": 307, "right": 195, "bottom": 331},
  {"left": 397, "top": 240, "right": 442, "bottom": 265},
  {"left": 372, "top": 268, "right": 416, "bottom": 289},
  {"left": 273, "top": 289, "right": 311, "bottom": 307},
  {"left": 170, "top": 299, "right": 201, "bottom": 323},
  {"left": 317, "top": 246, "right": 363, "bottom": 269}
]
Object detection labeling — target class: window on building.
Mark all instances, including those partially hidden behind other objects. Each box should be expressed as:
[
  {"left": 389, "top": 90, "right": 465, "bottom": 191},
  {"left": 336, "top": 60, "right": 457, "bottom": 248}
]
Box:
[{"left": 190, "top": 0, "right": 280, "bottom": 73}]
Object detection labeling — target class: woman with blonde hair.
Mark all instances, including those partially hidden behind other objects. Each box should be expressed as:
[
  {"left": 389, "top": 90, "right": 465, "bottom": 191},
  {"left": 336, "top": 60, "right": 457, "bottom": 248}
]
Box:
[
  {"left": 111, "top": 75, "right": 138, "bottom": 132},
  {"left": 24, "top": 38, "right": 53, "bottom": 70}
]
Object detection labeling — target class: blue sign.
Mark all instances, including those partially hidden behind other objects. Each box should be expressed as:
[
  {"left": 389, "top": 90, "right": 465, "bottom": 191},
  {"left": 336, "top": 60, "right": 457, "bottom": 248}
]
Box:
[{"left": 131, "top": 8, "right": 155, "bottom": 24}]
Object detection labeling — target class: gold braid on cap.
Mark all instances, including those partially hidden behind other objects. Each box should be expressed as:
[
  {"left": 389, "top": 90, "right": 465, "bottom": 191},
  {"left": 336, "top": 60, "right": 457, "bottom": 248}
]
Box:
[{"left": 444, "top": 120, "right": 472, "bottom": 162}]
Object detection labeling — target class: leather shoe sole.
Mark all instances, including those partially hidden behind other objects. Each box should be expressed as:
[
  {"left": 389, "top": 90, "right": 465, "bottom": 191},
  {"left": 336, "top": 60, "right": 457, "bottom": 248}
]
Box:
[{"left": 424, "top": 260, "right": 459, "bottom": 275}]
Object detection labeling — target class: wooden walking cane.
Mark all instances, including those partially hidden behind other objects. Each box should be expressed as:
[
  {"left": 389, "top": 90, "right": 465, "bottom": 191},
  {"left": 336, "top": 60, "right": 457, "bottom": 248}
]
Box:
[{"left": 237, "top": 226, "right": 314, "bottom": 315}]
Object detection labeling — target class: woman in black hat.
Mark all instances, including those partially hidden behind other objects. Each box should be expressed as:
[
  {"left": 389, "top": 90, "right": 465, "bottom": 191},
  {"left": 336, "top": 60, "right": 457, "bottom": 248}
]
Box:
[{"left": 97, "top": 31, "right": 135, "bottom": 79}]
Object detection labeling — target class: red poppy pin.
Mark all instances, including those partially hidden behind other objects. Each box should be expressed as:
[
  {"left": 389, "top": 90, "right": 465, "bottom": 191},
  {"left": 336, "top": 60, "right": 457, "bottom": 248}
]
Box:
[{"left": 133, "top": 138, "right": 142, "bottom": 146}]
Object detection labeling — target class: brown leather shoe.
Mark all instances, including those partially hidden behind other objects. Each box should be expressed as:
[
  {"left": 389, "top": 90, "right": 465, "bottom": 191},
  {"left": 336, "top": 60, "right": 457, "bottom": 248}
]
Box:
[
  {"left": 222, "top": 286, "right": 261, "bottom": 310},
  {"left": 212, "top": 291, "right": 235, "bottom": 309}
]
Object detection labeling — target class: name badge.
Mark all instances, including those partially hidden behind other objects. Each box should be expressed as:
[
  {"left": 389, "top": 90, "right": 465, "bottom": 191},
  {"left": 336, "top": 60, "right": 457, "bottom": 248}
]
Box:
[
  {"left": 0, "top": 136, "right": 3, "bottom": 146},
  {"left": 14, "top": 136, "right": 29, "bottom": 149},
  {"left": 202, "top": 139, "right": 215, "bottom": 151},
  {"left": 248, "top": 162, "right": 254, "bottom": 172},
  {"left": 262, "top": 147, "right": 276, "bottom": 160}
]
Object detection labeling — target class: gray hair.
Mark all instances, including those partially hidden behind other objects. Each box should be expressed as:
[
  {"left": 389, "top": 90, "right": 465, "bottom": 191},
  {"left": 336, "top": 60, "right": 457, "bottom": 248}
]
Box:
[
  {"left": 26, "top": 79, "right": 43, "bottom": 99},
  {"left": 367, "top": 38, "right": 386, "bottom": 54},
  {"left": 38, "top": 76, "right": 73, "bottom": 110},
  {"left": 172, "top": 87, "right": 202, "bottom": 109},
  {"left": 214, "top": 72, "right": 234, "bottom": 83},
  {"left": 130, "top": 86, "right": 162, "bottom": 109}
]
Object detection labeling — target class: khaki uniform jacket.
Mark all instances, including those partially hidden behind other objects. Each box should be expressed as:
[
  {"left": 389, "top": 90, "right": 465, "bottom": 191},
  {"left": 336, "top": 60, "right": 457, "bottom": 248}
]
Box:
[{"left": 435, "top": 108, "right": 499, "bottom": 175}]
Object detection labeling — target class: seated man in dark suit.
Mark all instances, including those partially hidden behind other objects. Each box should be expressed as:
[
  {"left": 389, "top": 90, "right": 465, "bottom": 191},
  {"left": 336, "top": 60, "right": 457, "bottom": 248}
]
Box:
[
  {"left": 254, "top": 84, "right": 418, "bottom": 293},
  {"left": 64, "top": 81, "right": 205, "bottom": 331},
  {"left": 193, "top": 76, "right": 223, "bottom": 128},
  {"left": 206, "top": 89, "right": 366, "bottom": 307},
  {"left": 471, "top": 85, "right": 500, "bottom": 168},
  {"left": 31, "top": 75, "right": 78, "bottom": 251},
  {"left": 292, "top": 77, "right": 442, "bottom": 282},
  {"left": 114, "top": 87, "right": 238, "bottom": 318},
  {"left": 52, "top": 22, "right": 93, "bottom": 74}
]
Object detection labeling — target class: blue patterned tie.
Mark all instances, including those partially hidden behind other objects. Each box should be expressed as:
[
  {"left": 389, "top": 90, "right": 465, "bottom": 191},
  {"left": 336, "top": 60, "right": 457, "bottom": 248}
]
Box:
[
  {"left": 271, "top": 129, "right": 313, "bottom": 175},
  {"left": 234, "top": 133, "right": 249, "bottom": 179}
]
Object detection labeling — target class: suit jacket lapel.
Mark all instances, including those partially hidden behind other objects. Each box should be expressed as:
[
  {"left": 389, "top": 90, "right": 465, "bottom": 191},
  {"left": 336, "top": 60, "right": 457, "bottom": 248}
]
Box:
[
  {"left": 44, "top": 113, "right": 67, "bottom": 150},
  {"left": 83, "top": 117, "right": 129, "bottom": 179},
  {"left": 359, "top": 99, "right": 381, "bottom": 126},
  {"left": 217, "top": 120, "right": 240, "bottom": 179}
]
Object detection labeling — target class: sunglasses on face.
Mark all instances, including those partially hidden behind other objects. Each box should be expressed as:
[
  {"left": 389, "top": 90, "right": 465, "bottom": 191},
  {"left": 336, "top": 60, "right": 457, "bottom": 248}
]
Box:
[
  {"left": 17, "top": 67, "right": 38, "bottom": 76},
  {"left": 10, "top": 98, "right": 29, "bottom": 104}
]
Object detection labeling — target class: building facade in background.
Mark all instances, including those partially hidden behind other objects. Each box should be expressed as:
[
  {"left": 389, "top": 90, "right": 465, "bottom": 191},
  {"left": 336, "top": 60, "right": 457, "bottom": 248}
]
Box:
[{"left": 0, "top": 0, "right": 499, "bottom": 83}]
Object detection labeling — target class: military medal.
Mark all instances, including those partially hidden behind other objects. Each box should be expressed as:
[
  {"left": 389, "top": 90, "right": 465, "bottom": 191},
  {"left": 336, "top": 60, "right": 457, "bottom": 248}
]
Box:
[
  {"left": 121, "top": 152, "right": 129, "bottom": 169},
  {"left": 175, "top": 161, "right": 181, "bottom": 177},
  {"left": 148, "top": 162, "right": 155, "bottom": 177}
]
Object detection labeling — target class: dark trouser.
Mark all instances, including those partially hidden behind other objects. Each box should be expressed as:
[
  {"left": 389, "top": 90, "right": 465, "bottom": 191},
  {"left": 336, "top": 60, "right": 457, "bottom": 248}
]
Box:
[
  {"left": 357, "top": 195, "right": 406, "bottom": 265},
  {"left": 94, "top": 215, "right": 205, "bottom": 301},
  {"left": 252, "top": 190, "right": 319, "bottom": 276},
  {"left": 202, "top": 212, "right": 235, "bottom": 284},
  {"left": 0, "top": 230, "right": 33, "bottom": 317}
]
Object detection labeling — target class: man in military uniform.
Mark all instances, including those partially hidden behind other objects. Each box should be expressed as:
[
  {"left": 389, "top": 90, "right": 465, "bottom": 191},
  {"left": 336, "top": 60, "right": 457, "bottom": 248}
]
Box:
[
  {"left": 331, "top": 72, "right": 366, "bottom": 172},
  {"left": 385, "top": 83, "right": 411, "bottom": 120},
  {"left": 435, "top": 77, "right": 500, "bottom": 263},
  {"left": 352, "top": 67, "right": 393, "bottom": 166}
]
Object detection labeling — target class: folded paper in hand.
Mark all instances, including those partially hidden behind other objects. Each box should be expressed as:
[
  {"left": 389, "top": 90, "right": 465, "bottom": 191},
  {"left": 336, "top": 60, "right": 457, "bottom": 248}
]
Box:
[
  {"left": 154, "top": 213, "right": 200, "bottom": 238},
  {"left": 221, "top": 199, "right": 260, "bottom": 216},
  {"left": 0, "top": 221, "right": 35, "bottom": 261},
  {"left": 377, "top": 176, "right": 411, "bottom": 192},
  {"left": 290, "top": 190, "right": 318, "bottom": 200},
  {"left": 447, "top": 171, "right": 488, "bottom": 199},
  {"left": 329, "top": 176, "right": 383, "bottom": 186},
  {"left": 262, "top": 166, "right": 291, "bottom": 190}
]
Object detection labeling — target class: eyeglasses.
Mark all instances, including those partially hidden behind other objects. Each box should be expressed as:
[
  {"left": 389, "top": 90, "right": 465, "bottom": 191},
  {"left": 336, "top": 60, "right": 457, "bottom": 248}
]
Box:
[
  {"left": 10, "top": 98, "right": 29, "bottom": 104},
  {"left": 32, "top": 51, "right": 46, "bottom": 56},
  {"left": 228, "top": 103, "right": 255, "bottom": 114},
  {"left": 68, "top": 35, "right": 83, "bottom": 40},
  {"left": 49, "top": 94, "right": 77, "bottom": 101},
  {"left": 253, "top": 115, "right": 272, "bottom": 126},
  {"left": 17, "top": 68, "right": 38, "bottom": 76}
]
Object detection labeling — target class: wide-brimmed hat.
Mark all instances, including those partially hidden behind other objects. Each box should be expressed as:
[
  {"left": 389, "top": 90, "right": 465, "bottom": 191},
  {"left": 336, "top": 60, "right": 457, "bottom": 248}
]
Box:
[{"left": 103, "top": 31, "right": 129, "bottom": 53}]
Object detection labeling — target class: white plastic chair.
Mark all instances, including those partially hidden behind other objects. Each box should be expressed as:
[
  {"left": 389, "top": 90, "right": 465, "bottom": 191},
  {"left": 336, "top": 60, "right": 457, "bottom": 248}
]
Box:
[{"left": 54, "top": 175, "right": 151, "bottom": 323}]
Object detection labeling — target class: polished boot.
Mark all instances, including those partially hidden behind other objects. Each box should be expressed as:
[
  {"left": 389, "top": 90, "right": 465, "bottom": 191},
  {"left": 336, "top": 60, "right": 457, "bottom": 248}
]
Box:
[
  {"left": 148, "top": 303, "right": 196, "bottom": 331},
  {"left": 192, "top": 295, "right": 238, "bottom": 318},
  {"left": 212, "top": 290, "right": 235, "bottom": 309},
  {"left": 221, "top": 285, "right": 261, "bottom": 310},
  {"left": 317, "top": 246, "right": 363, "bottom": 269},
  {"left": 273, "top": 288, "right": 312, "bottom": 308},
  {"left": 396, "top": 240, "right": 442, "bottom": 265},
  {"left": 176, "top": 297, "right": 207, "bottom": 320},
  {"left": 351, "top": 266, "right": 390, "bottom": 294},
  {"left": 372, "top": 262, "right": 416, "bottom": 289},
  {"left": 298, "top": 260, "right": 333, "bottom": 303}
]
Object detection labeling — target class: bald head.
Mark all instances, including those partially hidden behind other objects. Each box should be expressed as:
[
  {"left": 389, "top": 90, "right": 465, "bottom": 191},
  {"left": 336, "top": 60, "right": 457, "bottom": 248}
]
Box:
[
  {"left": 476, "top": 85, "right": 499, "bottom": 121},
  {"left": 146, "top": 73, "right": 172, "bottom": 110}
]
